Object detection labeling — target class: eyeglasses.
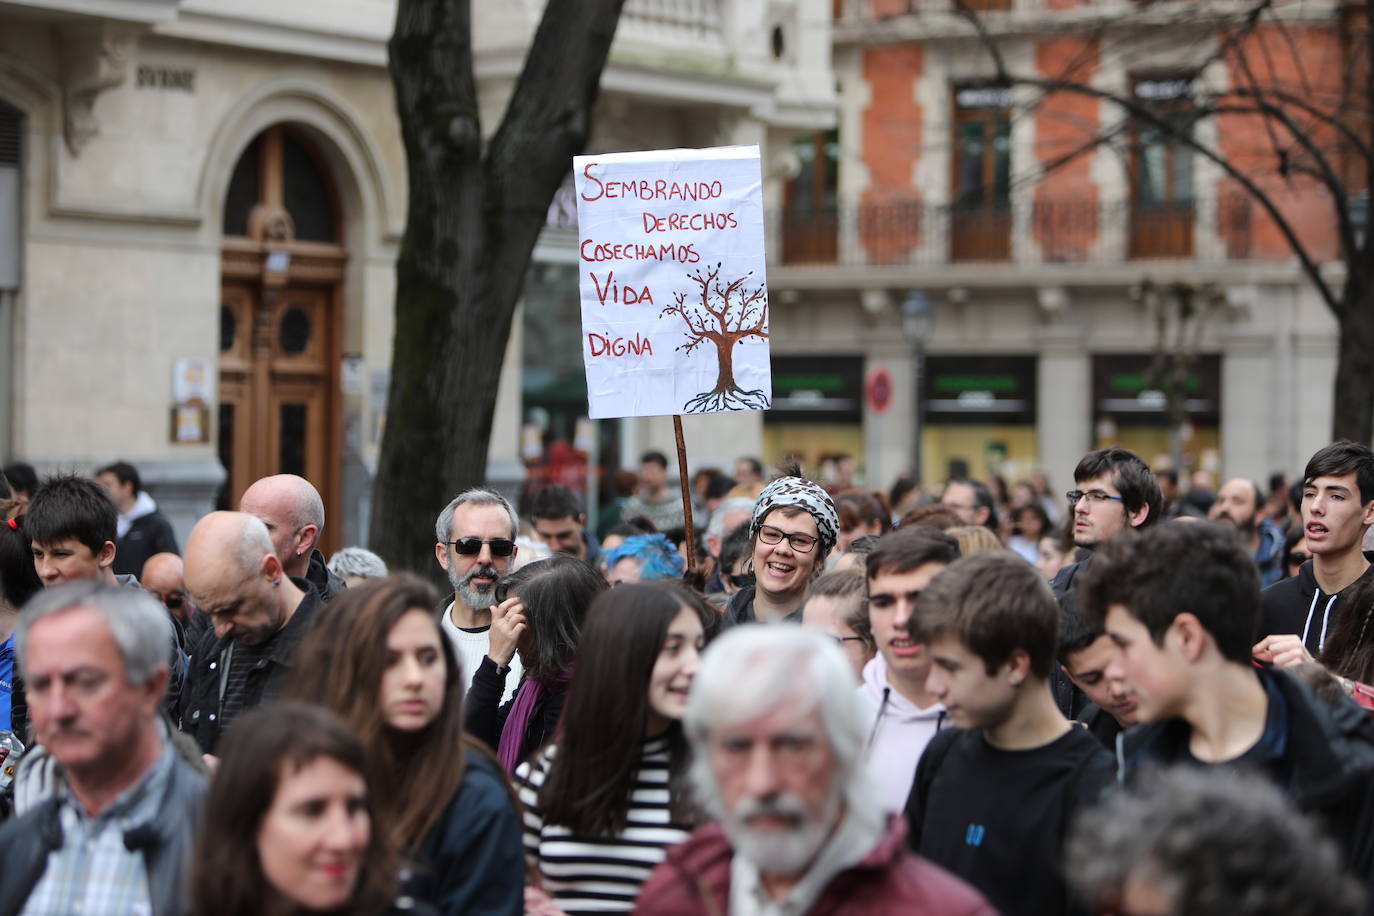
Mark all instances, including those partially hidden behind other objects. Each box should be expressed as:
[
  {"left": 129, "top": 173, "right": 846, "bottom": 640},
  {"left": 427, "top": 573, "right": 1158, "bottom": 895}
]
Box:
[
  {"left": 757, "top": 524, "right": 819, "bottom": 554},
  {"left": 162, "top": 591, "right": 185, "bottom": 611},
  {"left": 494, "top": 580, "right": 513, "bottom": 603},
  {"left": 832, "top": 635, "right": 866, "bottom": 647},
  {"left": 448, "top": 537, "right": 516, "bottom": 557},
  {"left": 1287, "top": 551, "right": 1312, "bottom": 567},
  {"left": 1066, "top": 490, "right": 1125, "bottom": 506}
]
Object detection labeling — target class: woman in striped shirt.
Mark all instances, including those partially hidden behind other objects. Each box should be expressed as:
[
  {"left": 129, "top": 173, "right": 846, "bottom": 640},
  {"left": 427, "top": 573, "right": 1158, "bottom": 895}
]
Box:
[{"left": 516, "top": 582, "right": 713, "bottom": 914}]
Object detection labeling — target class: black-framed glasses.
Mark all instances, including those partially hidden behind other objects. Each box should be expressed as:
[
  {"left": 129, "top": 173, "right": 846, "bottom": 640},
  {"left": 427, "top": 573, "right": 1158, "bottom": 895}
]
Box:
[
  {"left": 448, "top": 537, "right": 516, "bottom": 557},
  {"left": 494, "top": 580, "right": 513, "bottom": 603},
  {"left": 1066, "top": 490, "right": 1125, "bottom": 506},
  {"left": 757, "top": 524, "right": 819, "bottom": 553}
]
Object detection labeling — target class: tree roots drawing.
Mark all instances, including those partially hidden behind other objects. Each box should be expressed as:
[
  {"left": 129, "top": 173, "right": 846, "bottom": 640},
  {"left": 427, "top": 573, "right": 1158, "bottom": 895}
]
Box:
[{"left": 682, "top": 386, "right": 770, "bottom": 414}]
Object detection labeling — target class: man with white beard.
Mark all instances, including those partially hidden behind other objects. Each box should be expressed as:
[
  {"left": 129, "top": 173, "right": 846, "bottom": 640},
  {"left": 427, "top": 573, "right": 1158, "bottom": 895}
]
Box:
[
  {"left": 434, "top": 488, "right": 523, "bottom": 704},
  {"left": 635, "top": 626, "right": 992, "bottom": 916}
]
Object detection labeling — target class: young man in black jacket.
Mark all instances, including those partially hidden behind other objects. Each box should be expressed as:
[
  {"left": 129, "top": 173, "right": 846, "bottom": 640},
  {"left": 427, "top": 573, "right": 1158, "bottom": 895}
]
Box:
[
  {"left": 1084, "top": 520, "right": 1374, "bottom": 904},
  {"left": 1256, "top": 440, "right": 1374, "bottom": 661},
  {"left": 905, "top": 551, "right": 1115, "bottom": 916}
]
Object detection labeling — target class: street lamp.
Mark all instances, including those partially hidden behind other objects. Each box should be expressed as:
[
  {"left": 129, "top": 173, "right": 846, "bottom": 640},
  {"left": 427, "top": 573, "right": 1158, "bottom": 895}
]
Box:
[{"left": 901, "top": 290, "right": 934, "bottom": 484}]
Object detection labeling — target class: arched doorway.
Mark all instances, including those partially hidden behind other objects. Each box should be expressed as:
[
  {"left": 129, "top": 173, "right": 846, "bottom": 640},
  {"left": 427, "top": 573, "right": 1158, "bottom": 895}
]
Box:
[{"left": 218, "top": 125, "right": 345, "bottom": 554}]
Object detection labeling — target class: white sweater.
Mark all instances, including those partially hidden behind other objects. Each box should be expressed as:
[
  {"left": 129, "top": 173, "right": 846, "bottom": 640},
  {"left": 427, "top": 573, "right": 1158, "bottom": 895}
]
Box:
[{"left": 440, "top": 600, "right": 522, "bottom": 706}]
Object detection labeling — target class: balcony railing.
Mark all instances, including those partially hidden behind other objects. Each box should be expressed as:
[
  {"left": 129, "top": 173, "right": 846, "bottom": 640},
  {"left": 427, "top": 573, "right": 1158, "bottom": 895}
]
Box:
[
  {"left": 620, "top": 0, "right": 725, "bottom": 45},
  {"left": 769, "top": 195, "right": 1254, "bottom": 268}
]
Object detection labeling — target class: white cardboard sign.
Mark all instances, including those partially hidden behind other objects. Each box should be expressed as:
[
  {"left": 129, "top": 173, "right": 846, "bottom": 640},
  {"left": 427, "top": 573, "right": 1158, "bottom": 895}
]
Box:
[{"left": 573, "top": 145, "right": 772, "bottom": 419}]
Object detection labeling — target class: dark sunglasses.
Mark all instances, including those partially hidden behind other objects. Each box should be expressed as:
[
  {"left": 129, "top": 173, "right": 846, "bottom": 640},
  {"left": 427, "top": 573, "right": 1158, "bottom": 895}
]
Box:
[
  {"left": 448, "top": 537, "right": 516, "bottom": 557},
  {"left": 1287, "top": 551, "right": 1312, "bottom": 566},
  {"left": 494, "top": 580, "right": 513, "bottom": 604},
  {"left": 163, "top": 592, "right": 185, "bottom": 610}
]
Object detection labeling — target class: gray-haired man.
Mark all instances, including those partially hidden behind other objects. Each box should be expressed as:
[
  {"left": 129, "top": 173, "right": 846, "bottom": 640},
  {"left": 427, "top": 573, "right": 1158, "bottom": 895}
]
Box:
[
  {"left": 635, "top": 626, "right": 992, "bottom": 915},
  {"left": 0, "top": 582, "right": 205, "bottom": 915},
  {"left": 435, "top": 488, "right": 524, "bottom": 703}
]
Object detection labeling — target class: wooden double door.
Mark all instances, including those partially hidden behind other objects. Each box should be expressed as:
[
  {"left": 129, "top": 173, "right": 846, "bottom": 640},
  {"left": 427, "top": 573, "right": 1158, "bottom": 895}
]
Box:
[{"left": 217, "top": 275, "right": 341, "bottom": 555}]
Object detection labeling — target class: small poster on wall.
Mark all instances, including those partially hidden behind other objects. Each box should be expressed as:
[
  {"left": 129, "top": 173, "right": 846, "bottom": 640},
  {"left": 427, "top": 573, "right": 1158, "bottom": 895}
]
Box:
[{"left": 573, "top": 145, "right": 772, "bottom": 419}]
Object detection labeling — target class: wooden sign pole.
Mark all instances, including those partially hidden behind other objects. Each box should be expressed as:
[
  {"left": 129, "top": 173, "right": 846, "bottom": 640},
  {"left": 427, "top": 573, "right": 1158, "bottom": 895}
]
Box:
[{"left": 672, "top": 415, "right": 697, "bottom": 570}]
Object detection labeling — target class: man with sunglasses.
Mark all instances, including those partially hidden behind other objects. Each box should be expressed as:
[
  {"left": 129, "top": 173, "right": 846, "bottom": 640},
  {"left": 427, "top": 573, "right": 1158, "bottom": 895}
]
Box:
[
  {"left": 723, "top": 474, "right": 839, "bottom": 627},
  {"left": 435, "top": 488, "right": 523, "bottom": 704}
]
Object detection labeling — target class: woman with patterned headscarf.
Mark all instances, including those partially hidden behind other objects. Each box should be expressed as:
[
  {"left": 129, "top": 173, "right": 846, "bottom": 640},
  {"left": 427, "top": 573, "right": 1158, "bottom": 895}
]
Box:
[{"left": 724, "top": 474, "right": 839, "bottom": 626}]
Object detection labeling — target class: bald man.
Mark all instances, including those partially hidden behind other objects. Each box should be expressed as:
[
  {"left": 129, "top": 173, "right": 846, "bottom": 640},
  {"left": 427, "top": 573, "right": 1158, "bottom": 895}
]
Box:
[
  {"left": 239, "top": 474, "right": 345, "bottom": 602},
  {"left": 178, "top": 511, "right": 321, "bottom": 753}
]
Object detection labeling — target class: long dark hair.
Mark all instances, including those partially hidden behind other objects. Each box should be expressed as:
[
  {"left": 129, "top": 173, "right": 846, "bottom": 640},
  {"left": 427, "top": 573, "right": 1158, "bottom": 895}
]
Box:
[
  {"left": 191, "top": 702, "right": 398, "bottom": 916},
  {"left": 286, "top": 574, "right": 470, "bottom": 848},
  {"left": 1321, "top": 573, "right": 1374, "bottom": 683},
  {"left": 538, "top": 582, "right": 710, "bottom": 835},
  {"left": 505, "top": 555, "right": 606, "bottom": 682}
]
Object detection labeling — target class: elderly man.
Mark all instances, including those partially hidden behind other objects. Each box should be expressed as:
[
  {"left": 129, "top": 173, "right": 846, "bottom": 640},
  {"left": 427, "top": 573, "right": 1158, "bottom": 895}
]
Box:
[
  {"left": 0, "top": 582, "right": 205, "bottom": 914},
  {"left": 239, "top": 473, "right": 344, "bottom": 602},
  {"left": 635, "top": 626, "right": 992, "bottom": 915},
  {"left": 435, "top": 489, "right": 524, "bottom": 703},
  {"left": 180, "top": 511, "right": 321, "bottom": 753}
]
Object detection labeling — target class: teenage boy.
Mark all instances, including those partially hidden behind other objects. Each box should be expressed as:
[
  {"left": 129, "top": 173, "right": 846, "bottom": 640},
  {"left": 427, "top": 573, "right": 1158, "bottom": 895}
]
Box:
[
  {"left": 905, "top": 551, "right": 1115, "bottom": 916},
  {"left": 1257, "top": 441, "right": 1374, "bottom": 661},
  {"left": 1058, "top": 603, "right": 1138, "bottom": 750},
  {"left": 860, "top": 526, "right": 961, "bottom": 813},
  {"left": 1083, "top": 521, "right": 1374, "bottom": 888},
  {"left": 26, "top": 474, "right": 129, "bottom": 588}
]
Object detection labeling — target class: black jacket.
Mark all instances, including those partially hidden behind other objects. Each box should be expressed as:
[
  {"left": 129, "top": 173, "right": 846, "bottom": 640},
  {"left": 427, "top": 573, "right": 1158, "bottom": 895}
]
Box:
[
  {"left": 722, "top": 585, "right": 802, "bottom": 627},
  {"left": 113, "top": 511, "right": 180, "bottom": 578},
  {"left": 0, "top": 745, "right": 206, "bottom": 916},
  {"left": 1118, "top": 666, "right": 1374, "bottom": 881},
  {"left": 177, "top": 579, "right": 322, "bottom": 753},
  {"left": 305, "top": 548, "right": 347, "bottom": 603},
  {"left": 465, "top": 656, "right": 566, "bottom": 765},
  {"left": 406, "top": 751, "right": 524, "bottom": 915},
  {"left": 1258, "top": 553, "right": 1374, "bottom": 656}
]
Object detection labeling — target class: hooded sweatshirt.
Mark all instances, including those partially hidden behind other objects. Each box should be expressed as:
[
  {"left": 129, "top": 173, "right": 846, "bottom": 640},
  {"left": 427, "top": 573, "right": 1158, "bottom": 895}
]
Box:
[
  {"left": 858, "top": 654, "right": 948, "bottom": 814},
  {"left": 1257, "top": 552, "right": 1374, "bottom": 657}
]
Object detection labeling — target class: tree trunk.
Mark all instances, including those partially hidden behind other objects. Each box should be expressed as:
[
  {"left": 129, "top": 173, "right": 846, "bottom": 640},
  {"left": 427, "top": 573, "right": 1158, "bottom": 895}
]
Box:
[
  {"left": 372, "top": 0, "right": 627, "bottom": 572},
  {"left": 713, "top": 335, "right": 737, "bottom": 393},
  {"left": 1332, "top": 276, "right": 1374, "bottom": 443}
]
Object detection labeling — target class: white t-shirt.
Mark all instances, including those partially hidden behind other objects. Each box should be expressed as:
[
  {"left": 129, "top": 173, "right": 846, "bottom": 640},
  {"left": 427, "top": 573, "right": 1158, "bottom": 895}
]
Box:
[{"left": 440, "top": 600, "right": 523, "bottom": 706}]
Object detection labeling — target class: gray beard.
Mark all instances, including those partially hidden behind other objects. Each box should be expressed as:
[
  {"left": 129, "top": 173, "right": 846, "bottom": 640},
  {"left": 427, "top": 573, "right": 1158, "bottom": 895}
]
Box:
[
  {"left": 724, "top": 789, "right": 841, "bottom": 876},
  {"left": 451, "top": 564, "right": 498, "bottom": 610}
]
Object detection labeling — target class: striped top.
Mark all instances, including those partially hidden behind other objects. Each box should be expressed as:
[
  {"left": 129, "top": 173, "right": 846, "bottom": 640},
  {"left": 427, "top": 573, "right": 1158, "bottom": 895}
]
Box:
[{"left": 514, "top": 736, "right": 692, "bottom": 914}]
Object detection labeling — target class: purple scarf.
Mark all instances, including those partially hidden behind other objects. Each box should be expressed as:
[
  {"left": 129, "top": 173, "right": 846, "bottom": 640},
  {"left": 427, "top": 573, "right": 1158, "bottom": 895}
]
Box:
[{"left": 497, "top": 668, "right": 572, "bottom": 773}]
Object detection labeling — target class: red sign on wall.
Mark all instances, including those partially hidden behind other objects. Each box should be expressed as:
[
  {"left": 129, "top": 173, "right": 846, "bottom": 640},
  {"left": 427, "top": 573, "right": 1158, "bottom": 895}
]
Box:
[{"left": 865, "top": 367, "right": 893, "bottom": 414}]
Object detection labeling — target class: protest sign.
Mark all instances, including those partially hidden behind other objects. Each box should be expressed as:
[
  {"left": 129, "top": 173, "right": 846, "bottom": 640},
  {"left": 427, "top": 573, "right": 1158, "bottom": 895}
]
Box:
[{"left": 573, "top": 145, "right": 772, "bottom": 419}]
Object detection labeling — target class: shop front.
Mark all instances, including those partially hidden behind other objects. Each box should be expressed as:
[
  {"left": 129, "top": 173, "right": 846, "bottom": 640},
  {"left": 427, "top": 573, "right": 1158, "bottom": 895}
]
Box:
[{"left": 921, "top": 356, "right": 1038, "bottom": 484}]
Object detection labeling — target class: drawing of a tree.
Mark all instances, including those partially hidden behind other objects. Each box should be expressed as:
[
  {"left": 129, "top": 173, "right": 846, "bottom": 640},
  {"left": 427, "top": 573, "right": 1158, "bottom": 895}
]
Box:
[{"left": 661, "top": 263, "right": 771, "bottom": 413}]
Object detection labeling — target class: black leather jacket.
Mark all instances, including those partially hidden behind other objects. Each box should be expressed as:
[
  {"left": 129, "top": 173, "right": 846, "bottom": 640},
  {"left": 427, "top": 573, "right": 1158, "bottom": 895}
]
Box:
[{"left": 177, "top": 579, "right": 322, "bottom": 753}]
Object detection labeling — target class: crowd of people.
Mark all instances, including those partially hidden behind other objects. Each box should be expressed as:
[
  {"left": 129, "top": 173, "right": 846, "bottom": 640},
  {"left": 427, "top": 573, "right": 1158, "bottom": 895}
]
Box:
[{"left": 0, "top": 438, "right": 1370, "bottom": 915}]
